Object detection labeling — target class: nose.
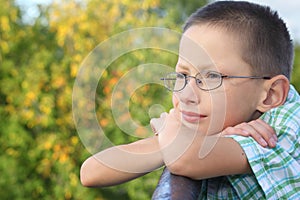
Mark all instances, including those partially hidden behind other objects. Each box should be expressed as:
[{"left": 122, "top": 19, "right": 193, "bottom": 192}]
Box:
[{"left": 178, "top": 78, "right": 200, "bottom": 105}]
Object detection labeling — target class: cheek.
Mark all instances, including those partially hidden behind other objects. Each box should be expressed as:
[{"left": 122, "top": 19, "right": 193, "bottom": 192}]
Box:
[
  {"left": 172, "top": 93, "right": 179, "bottom": 108},
  {"left": 209, "top": 93, "right": 227, "bottom": 130},
  {"left": 222, "top": 93, "right": 254, "bottom": 127}
]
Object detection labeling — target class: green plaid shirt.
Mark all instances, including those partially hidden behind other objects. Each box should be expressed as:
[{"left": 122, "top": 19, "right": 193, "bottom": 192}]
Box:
[{"left": 198, "top": 85, "right": 300, "bottom": 199}]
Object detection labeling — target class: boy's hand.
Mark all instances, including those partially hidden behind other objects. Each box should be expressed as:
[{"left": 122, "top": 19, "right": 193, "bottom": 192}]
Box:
[
  {"left": 221, "top": 119, "right": 277, "bottom": 148},
  {"left": 150, "top": 109, "right": 183, "bottom": 143},
  {"left": 150, "top": 109, "right": 197, "bottom": 165}
]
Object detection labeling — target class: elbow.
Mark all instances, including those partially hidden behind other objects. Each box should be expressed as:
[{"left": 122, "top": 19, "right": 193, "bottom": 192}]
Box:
[
  {"left": 165, "top": 153, "right": 205, "bottom": 180},
  {"left": 166, "top": 162, "right": 185, "bottom": 176},
  {"left": 80, "top": 157, "right": 102, "bottom": 187},
  {"left": 80, "top": 161, "right": 95, "bottom": 187},
  {"left": 166, "top": 159, "right": 198, "bottom": 179},
  {"left": 80, "top": 172, "right": 93, "bottom": 187},
  {"left": 80, "top": 175, "right": 92, "bottom": 187}
]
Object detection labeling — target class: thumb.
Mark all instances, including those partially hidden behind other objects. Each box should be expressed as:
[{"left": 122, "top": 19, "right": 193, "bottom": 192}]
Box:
[
  {"left": 150, "top": 112, "right": 167, "bottom": 135},
  {"left": 168, "top": 108, "right": 180, "bottom": 121}
]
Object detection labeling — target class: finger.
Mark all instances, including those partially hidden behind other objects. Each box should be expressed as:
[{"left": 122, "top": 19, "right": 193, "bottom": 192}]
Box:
[
  {"left": 150, "top": 115, "right": 167, "bottom": 135},
  {"left": 248, "top": 120, "right": 277, "bottom": 147},
  {"left": 169, "top": 108, "right": 180, "bottom": 121},
  {"left": 255, "top": 119, "right": 277, "bottom": 140},
  {"left": 150, "top": 118, "right": 159, "bottom": 134},
  {"left": 169, "top": 108, "right": 178, "bottom": 116},
  {"left": 221, "top": 126, "right": 250, "bottom": 137},
  {"left": 235, "top": 122, "right": 269, "bottom": 147},
  {"left": 160, "top": 112, "right": 168, "bottom": 118}
]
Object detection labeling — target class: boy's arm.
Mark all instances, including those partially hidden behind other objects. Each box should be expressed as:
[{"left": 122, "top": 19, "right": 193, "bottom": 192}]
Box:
[
  {"left": 152, "top": 110, "right": 273, "bottom": 180},
  {"left": 221, "top": 119, "right": 277, "bottom": 148},
  {"left": 80, "top": 136, "right": 164, "bottom": 187},
  {"left": 159, "top": 129, "right": 251, "bottom": 179}
]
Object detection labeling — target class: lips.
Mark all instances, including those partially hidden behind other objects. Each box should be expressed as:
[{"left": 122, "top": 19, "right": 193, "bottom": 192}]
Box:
[{"left": 180, "top": 110, "right": 207, "bottom": 123}]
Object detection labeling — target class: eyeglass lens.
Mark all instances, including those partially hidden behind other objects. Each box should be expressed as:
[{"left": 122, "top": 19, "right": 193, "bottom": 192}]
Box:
[{"left": 164, "top": 72, "right": 222, "bottom": 91}]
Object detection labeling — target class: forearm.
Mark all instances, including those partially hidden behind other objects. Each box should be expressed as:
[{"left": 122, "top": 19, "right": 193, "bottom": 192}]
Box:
[
  {"left": 160, "top": 134, "right": 251, "bottom": 180},
  {"left": 80, "top": 152, "right": 145, "bottom": 187},
  {"left": 80, "top": 136, "right": 164, "bottom": 187}
]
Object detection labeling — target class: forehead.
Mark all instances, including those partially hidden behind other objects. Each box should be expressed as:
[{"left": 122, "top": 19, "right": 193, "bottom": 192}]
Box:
[{"left": 178, "top": 25, "right": 250, "bottom": 74}]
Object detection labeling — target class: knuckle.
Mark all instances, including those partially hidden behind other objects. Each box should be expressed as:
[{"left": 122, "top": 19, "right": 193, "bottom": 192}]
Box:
[
  {"left": 160, "top": 112, "right": 166, "bottom": 118},
  {"left": 248, "top": 120, "right": 257, "bottom": 126},
  {"left": 238, "top": 122, "right": 248, "bottom": 128},
  {"left": 150, "top": 118, "right": 159, "bottom": 127},
  {"left": 226, "top": 126, "right": 235, "bottom": 132}
]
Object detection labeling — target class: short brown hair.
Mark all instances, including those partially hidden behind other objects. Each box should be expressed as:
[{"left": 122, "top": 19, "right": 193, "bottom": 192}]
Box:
[{"left": 183, "top": 1, "right": 294, "bottom": 80}]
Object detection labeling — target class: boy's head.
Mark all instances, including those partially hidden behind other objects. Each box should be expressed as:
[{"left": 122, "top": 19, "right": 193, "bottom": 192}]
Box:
[
  {"left": 183, "top": 1, "right": 294, "bottom": 80},
  {"left": 168, "top": 1, "right": 291, "bottom": 134}
]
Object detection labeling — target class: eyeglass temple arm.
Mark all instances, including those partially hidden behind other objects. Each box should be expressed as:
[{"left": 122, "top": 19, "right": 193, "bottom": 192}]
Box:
[{"left": 222, "top": 75, "right": 271, "bottom": 80}]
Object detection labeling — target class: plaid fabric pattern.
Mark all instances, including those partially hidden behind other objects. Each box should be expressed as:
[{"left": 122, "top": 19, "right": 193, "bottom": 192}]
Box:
[{"left": 198, "top": 85, "right": 300, "bottom": 199}]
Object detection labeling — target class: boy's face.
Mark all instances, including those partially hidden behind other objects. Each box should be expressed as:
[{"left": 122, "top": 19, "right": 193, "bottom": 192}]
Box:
[{"left": 172, "top": 25, "right": 264, "bottom": 135}]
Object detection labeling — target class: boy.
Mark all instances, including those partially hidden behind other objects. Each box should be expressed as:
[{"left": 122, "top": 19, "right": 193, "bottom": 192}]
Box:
[
  {"left": 152, "top": 1, "right": 299, "bottom": 199},
  {"left": 80, "top": 1, "right": 299, "bottom": 199}
]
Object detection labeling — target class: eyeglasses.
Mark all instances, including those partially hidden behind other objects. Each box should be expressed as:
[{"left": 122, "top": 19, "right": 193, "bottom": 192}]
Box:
[{"left": 161, "top": 71, "right": 271, "bottom": 91}]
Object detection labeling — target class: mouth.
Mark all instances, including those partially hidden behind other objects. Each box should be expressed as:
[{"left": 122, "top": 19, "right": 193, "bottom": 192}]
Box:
[{"left": 180, "top": 110, "right": 207, "bottom": 123}]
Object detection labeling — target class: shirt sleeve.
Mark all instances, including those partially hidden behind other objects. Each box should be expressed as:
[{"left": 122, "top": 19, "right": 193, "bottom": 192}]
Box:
[
  {"left": 228, "top": 85, "right": 300, "bottom": 199},
  {"left": 228, "top": 130, "right": 300, "bottom": 199}
]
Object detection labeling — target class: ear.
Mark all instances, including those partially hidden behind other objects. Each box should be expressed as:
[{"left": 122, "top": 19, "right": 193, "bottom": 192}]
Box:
[{"left": 257, "top": 75, "right": 290, "bottom": 113}]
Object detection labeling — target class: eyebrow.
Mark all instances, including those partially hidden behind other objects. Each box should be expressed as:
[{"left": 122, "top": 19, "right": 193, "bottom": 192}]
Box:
[{"left": 176, "top": 63, "right": 217, "bottom": 72}]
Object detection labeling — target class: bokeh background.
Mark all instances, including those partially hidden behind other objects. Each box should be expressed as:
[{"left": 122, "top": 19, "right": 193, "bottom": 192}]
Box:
[{"left": 1, "top": 0, "right": 299, "bottom": 199}]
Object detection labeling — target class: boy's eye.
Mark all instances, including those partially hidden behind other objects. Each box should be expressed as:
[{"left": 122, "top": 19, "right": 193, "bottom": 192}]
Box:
[
  {"left": 177, "top": 72, "right": 187, "bottom": 78},
  {"left": 205, "top": 71, "right": 221, "bottom": 79},
  {"left": 195, "top": 78, "right": 203, "bottom": 85}
]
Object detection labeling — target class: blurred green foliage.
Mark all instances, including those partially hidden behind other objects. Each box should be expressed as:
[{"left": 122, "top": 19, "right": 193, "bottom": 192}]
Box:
[
  {"left": 0, "top": 0, "right": 299, "bottom": 199},
  {"left": 292, "top": 45, "right": 300, "bottom": 89},
  {"left": 0, "top": 0, "right": 207, "bottom": 199}
]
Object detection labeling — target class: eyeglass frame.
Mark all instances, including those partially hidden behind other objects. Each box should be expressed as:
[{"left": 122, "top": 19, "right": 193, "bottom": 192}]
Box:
[{"left": 160, "top": 71, "right": 271, "bottom": 92}]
